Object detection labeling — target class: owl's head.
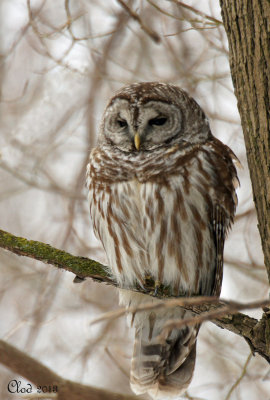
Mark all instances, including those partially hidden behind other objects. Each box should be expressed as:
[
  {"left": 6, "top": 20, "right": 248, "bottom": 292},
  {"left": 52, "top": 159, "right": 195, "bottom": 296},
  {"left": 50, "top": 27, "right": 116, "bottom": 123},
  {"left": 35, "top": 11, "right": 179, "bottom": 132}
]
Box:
[{"left": 99, "top": 82, "right": 212, "bottom": 153}]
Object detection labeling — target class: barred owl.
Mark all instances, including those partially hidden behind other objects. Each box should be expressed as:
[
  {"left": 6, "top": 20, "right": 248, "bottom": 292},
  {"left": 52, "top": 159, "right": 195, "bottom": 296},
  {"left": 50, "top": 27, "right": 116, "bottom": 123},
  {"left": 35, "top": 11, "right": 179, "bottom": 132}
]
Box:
[{"left": 87, "top": 82, "right": 239, "bottom": 399}]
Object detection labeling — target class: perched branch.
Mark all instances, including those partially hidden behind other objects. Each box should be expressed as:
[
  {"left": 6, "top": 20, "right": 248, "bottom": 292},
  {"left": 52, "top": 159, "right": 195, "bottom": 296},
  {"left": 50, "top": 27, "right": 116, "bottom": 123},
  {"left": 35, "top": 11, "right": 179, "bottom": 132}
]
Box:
[
  {"left": 0, "top": 229, "right": 111, "bottom": 283},
  {"left": 0, "top": 228, "right": 270, "bottom": 362},
  {"left": 0, "top": 340, "right": 138, "bottom": 400}
]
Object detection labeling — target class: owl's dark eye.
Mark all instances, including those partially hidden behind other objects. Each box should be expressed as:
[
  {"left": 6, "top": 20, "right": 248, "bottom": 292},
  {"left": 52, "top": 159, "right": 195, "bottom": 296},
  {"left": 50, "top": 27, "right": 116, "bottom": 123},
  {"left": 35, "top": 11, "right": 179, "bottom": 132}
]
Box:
[
  {"left": 149, "top": 117, "right": 167, "bottom": 126},
  {"left": 117, "top": 119, "right": 128, "bottom": 128}
]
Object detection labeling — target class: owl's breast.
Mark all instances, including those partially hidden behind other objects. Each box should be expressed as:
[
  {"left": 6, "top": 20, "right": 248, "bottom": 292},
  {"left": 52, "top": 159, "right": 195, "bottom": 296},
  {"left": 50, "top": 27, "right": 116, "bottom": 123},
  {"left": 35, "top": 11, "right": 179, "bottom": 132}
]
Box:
[{"left": 88, "top": 146, "right": 225, "bottom": 294}]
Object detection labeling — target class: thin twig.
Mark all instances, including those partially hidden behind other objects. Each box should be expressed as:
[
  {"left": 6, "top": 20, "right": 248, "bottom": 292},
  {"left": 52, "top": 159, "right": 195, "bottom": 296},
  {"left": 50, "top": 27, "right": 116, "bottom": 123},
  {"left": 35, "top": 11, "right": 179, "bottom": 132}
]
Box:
[
  {"left": 224, "top": 352, "right": 253, "bottom": 400},
  {"left": 27, "top": 0, "right": 86, "bottom": 75},
  {"left": 169, "top": 0, "right": 222, "bottom": 25},
  {"left": 161, "top": 300, "right": 270, "bottom": 338},
  {"left": 116, "top": 0, "right": 161, "bottom": 43},
  {"left": 91, "top": 297, "right": 270, "bottom": 328},
  {"left": 147, "top": 0, "right": 220, "bottom": 26},
  {"left": 91, "top": 296, "right": 220, "bottom": 325}
]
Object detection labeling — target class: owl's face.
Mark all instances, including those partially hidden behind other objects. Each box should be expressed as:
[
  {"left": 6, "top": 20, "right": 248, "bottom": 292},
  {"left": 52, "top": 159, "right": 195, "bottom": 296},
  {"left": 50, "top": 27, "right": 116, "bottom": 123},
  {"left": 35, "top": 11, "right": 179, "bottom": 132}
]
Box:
[
  {"left": 103, "top": 99, "right": 182, "bottom": 152},
  {"left": 99, "top": 82, "right": 211, "bottom": 153}
]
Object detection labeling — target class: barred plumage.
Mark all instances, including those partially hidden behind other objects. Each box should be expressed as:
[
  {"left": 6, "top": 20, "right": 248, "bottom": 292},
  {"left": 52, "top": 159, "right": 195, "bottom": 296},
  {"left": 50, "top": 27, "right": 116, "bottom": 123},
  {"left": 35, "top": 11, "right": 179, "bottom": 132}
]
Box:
[{"left": 87, "top": 82, "right": 239, "bottom": 399}]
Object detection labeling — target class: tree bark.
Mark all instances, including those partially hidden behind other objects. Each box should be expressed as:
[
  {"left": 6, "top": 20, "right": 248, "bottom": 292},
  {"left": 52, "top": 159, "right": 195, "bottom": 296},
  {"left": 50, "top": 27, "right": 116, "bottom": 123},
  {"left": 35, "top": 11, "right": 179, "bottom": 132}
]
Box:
[
  {"left": 1, "top": 229, "right": 270, "bottom": 362},
  {"left": 220, "top": 0, "right": 270, "bottom": 278}
]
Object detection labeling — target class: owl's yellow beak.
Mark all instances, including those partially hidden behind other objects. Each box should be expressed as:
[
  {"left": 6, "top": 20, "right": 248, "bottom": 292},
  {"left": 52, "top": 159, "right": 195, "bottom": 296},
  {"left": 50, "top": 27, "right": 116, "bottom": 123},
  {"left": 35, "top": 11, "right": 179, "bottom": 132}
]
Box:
[{"left": 134, "top": 133, "right": 140, "bottom": 150}]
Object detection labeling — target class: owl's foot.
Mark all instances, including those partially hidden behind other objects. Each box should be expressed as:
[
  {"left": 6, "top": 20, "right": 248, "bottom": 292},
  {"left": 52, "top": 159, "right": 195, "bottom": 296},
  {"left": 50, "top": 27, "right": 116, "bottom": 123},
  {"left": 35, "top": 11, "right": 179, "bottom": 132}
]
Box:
[
  {"left": 141, "top": 276, "right": 161, "bottom": 296},
  {"left": 154, "top": 280, "right": 161, "bottom": 296},
  {"left": 142, "top": 274, "right": 153, "bottom": 286},
  {"left": 73, "top": 275, "right": 86, "bottom": 283},
  {"left": 138, "top": 275, "right": 152, "bottom": 292}
]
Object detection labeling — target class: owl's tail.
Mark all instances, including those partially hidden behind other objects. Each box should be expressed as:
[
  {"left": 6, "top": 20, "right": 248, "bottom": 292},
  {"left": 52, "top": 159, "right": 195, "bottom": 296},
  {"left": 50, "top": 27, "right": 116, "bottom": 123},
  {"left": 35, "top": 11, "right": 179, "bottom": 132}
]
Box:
[{"left": 130, "top": 306, "right": 198, "bottom": 400}]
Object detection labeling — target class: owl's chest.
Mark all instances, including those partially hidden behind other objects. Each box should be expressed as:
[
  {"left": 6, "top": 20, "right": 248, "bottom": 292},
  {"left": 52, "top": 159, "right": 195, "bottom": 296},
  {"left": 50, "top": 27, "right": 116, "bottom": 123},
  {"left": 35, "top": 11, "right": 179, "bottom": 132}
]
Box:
[
  {"left": 89, "top": 165, "right": 215, "bottom": 291},
  {"left": 94, "top": 173, "right": 198, "bottom": 238},
  {"left": 109, "top": 179, "right": 154, "bottom": 232}
]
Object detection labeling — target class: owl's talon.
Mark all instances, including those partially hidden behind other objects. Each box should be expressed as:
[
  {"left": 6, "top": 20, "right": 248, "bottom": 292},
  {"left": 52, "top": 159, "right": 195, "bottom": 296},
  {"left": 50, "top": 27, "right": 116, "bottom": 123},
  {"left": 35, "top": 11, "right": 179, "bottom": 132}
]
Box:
[
  {"left": 73, "top": 275, "right": 86, "bottom": 283},
  {"left": 154, "top": 280, "right": 161, "bottom": 296},
  {"left": 138, "top": 275, "right": 152, "bottom": 292},
  {"left": 140, "top": 284, "right": 148, "bottom": 293},
  {"left": 141, "top": 274, "right": 152, "bottom": 289}
]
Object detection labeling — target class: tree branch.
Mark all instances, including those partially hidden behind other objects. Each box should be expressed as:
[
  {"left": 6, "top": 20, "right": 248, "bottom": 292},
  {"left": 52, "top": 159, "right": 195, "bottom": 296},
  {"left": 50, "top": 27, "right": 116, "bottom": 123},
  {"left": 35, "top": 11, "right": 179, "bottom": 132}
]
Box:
[
  {"left": 0, "top": 228, "right": 270, "bottom": 362},
  {"left": 170, "top": 0, "right": 223, "bottom": 25},
  {"left": 0, "top": 340, "right": 138, "bottom": 400},
  {"left": 0, "top": 229, "right": 111, "bottom": 283},
  {"left": 116, "top": 0, "right": 161, "bottom": 43}
]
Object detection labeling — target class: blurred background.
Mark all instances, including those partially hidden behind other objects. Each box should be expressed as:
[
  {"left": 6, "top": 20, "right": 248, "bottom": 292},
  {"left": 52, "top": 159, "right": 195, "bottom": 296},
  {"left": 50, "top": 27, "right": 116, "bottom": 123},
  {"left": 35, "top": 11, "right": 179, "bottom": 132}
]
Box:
[{"left": 0, "top": 1, "right": 269, "bottom": 399}]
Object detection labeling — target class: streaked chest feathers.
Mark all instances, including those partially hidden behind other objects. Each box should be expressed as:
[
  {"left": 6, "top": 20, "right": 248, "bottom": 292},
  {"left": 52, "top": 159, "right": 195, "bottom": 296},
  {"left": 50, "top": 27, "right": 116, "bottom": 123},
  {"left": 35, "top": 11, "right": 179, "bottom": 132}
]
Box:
[{"left": 87, "top": 143, "right": 227, "bottom": 296}]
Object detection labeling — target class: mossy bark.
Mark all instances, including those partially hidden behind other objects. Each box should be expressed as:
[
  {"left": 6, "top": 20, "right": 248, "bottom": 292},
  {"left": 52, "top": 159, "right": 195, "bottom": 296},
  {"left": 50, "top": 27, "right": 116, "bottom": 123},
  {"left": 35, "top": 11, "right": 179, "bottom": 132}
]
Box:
[
  {"left": 0, "top": 229, "right": 109, "bottom": 282},
  {"left": 1, "top": 228, "right": 270, "bottom": 362}
]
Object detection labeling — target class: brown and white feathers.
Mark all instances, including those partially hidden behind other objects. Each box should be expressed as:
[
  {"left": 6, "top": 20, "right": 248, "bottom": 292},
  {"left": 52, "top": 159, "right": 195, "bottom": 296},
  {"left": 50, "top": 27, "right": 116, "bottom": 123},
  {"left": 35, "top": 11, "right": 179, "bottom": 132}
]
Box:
[{"left": 87, "top": 82, "right": 239, "bottom": 399}]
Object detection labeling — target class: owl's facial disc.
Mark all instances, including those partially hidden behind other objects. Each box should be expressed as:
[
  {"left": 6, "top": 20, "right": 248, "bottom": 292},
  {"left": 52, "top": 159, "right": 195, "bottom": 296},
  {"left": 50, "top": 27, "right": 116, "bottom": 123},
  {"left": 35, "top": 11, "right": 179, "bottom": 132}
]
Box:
[
  {"left": 103, "top": 98, "right": 182, "bottom": 152},
  {"left": 103, "top": 99, "right": 135, "bottom": 152},
  {"left": 137, "top": 101, "right": 182, "bottom": 150}
]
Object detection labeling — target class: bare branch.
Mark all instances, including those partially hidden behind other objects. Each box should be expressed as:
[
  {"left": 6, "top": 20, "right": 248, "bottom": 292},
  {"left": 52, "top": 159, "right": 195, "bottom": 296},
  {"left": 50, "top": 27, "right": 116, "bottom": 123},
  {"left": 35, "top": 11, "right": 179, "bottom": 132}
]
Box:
[
  {"left": 0, "top": 340, "right": 138, "bottom": 400},
  {"left": 224, "top": 352, "right": 253, "bottom": 400},
  {"left": 0, "top": 228, "right": 270, "bottom": 362},
  {"left": 160, "top": 300, "right": 270, "bottom": 337},
  {"left": 91, "top": 297, "right": 270, "bottom": 327},
  {"left": 116, "top": 0, "right": 161, "bottom": 43},
  {"left": 26, "top": 0, "right": 86, "bottom": 74},
  {"left": 0, "top": 228, "right": 111, "bottom": 284},
  {"left": 147, "top": 0, "right": 221, "bottom": 27},
  {"left": 169, "top": 0, "right": 222, "bottom": 25},
  {"left": 91, "top": 296, "right": 220, "bottom": 325}
]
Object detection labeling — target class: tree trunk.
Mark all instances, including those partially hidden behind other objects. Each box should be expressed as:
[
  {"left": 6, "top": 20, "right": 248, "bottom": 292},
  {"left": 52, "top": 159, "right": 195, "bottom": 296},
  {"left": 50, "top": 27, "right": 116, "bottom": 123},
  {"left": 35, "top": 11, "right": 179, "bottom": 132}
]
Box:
[{"left": 220, "top": 1, "right": 270, "bottom": 278}]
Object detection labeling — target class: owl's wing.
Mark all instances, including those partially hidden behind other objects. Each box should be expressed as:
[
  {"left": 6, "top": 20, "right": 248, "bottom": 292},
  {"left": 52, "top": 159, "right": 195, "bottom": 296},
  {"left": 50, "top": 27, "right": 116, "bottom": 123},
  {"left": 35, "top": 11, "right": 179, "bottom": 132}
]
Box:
[
  {"left": 211, "top": 204, "right": 227, "bottom": 296},
  {"left": 209, "top": 138, "right": 239, "bottom": 296}
]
